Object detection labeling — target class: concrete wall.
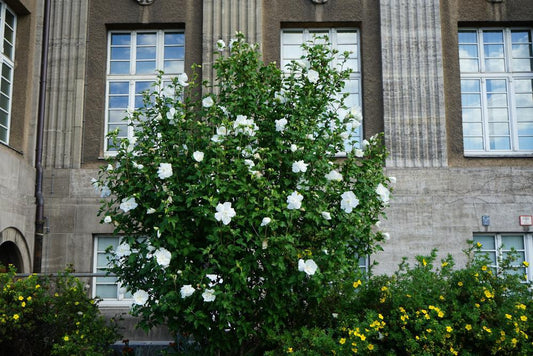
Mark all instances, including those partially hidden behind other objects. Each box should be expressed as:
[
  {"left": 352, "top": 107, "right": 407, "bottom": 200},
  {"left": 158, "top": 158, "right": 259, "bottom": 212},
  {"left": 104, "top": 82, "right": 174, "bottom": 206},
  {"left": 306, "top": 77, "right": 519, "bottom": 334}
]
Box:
[
  {"left": 33, "top": 0, "right": 533, "bottom": 340},
  {"left": 0, "top": 0, "right": 43, "bottom": 273}
]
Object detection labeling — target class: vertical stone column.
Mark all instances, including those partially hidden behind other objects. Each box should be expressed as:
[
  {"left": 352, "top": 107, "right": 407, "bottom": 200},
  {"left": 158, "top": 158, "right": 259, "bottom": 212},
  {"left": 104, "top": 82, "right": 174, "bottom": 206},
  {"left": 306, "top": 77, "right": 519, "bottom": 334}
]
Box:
[
  {"left": 202, "top": 0, "right": 262, "bottom": 88},
  {"left": 43, "top": 0, "right": 88, "bottom": 169},
  {"left": 380, "top": 0, "right": 447, "bottom": 167}
]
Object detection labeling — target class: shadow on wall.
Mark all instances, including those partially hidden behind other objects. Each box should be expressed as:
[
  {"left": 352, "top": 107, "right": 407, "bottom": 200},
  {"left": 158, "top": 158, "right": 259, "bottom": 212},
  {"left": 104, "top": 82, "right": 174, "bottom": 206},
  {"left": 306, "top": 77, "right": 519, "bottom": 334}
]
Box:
[{"left": 0, "top": 227, "right": 31, "bottom": 273}]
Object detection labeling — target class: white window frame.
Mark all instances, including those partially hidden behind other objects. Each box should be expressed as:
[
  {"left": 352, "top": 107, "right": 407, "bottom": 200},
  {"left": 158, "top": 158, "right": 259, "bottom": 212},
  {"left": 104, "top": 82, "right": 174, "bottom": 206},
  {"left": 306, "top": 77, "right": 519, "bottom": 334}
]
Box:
[
  {"left": 280, "top": 28, "right": 363, "bottom": 155},
  {"left": 93, "top": 235, "right": 132, "bottom": 306},
  {"left": 459, "top": 27, "right": 533, "bottom": 157},
  {"left": 0, "top": 2, "right": 16, "bottom": 145},
  {"left": 104, "top": 30, "right": 185, "bottom": 154},
  {"left": 473, "top": 233, "right": 533, "bottom": 282}
]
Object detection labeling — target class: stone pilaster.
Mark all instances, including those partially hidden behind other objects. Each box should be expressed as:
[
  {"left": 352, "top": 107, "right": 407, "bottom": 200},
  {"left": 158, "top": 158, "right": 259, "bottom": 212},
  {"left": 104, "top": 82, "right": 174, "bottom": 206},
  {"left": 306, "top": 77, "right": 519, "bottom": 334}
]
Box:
[
  {"left": 380, "top": 0, "right": 447, "bottom": 167},
  {"left": 202, "top": 0, "right": 262, "bottom": 88},
  {"left": 43, "top": 0, "right": 88, "bottom": 169}
]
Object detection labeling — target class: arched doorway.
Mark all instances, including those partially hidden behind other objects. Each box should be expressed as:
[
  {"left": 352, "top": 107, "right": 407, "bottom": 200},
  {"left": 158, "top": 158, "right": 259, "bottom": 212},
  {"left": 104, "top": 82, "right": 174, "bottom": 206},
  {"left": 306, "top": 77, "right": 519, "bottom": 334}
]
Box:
[
  {"left": 0, "top": 241, "right": 23, "bottom": 272},
  {"left": 0, "top": 227, "right": 31, "bottom": 273}
]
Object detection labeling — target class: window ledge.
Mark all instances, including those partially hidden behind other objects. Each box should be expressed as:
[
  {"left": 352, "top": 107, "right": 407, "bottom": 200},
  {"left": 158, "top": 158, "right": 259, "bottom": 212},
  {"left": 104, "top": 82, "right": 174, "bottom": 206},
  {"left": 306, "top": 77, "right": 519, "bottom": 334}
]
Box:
[{"left": 464, "top": 152, "right": 533, "bottom": 158}]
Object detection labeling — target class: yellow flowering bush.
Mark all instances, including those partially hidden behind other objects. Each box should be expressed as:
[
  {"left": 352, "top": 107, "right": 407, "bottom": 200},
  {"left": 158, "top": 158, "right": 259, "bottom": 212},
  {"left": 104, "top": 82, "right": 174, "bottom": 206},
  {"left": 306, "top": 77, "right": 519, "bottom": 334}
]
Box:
[
  {"left": 0, "top": 265, "right": 119, "bottom": 355},
  {"left": 271, "top": 247, "right": 532, "bottom": 355}
]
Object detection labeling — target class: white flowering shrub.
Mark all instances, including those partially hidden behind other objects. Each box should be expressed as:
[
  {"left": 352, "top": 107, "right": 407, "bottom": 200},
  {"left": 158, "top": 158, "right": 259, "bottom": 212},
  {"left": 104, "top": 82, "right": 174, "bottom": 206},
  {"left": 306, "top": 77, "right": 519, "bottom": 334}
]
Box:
[{"left": 95, "top": 33, "right": 392, "bottom": 354}]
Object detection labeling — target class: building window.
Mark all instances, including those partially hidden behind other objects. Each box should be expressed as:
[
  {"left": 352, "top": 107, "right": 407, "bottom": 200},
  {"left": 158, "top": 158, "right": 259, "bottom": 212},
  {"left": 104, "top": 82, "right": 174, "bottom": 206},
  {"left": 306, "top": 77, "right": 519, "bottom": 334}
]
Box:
[
  {"left": 0, "top": 2, "right": 15, "bottom": 145},
  {"left": 281, "top": 28, "right": 362, "bottom": 153},
  {"left": 459, "top": 28, "right": 533, "bottom": 155},
  {"left": 93, "top": 236, "right": 131, "bottom": 304},
  {"left": 473, "top": 233, "right": 532, "bottom": 281},
  {"left": 105, "top": 30, "right": 185, "bottom": 152}
]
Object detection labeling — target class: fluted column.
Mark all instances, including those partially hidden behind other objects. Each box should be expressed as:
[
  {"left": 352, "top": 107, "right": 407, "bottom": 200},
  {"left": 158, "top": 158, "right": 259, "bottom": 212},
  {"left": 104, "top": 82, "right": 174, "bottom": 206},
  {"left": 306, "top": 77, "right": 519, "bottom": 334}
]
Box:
[
  {"left": 202, "top": 0, "right": 262, "bottom": 88},
  {"left": 380, "top": 0, "right": 447, "bottom": 167},
  {"left": 43, "top": 0, "right": 88, "bottom": 168}
]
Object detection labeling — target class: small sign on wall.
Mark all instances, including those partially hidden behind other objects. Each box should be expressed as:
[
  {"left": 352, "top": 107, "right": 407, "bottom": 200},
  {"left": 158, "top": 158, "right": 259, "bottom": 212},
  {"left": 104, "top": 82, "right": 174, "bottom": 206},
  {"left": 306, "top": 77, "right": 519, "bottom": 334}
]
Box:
[{"left": 519, "top": 215, "right": 533, "bottom": 226}]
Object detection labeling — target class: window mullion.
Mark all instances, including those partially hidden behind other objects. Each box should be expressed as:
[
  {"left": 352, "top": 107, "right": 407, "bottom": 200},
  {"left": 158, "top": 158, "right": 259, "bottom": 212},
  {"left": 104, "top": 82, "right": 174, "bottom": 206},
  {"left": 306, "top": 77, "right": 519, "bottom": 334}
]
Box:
[
  {"left": 480, "top": 77, "right": 490, "bottom": 151},
  {"left": 130, "top": 32, "right": 136, "bottom": 75}
]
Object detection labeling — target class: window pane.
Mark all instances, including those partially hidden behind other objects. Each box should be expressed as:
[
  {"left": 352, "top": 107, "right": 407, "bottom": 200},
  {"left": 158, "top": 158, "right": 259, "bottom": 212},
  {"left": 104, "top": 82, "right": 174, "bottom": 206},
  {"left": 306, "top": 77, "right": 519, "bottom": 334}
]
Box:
[
  {"left": 98, "top": 237, "right": 118, "bottom": 251},
  {"left": 97, "top": 253, "right": 111, "bottom": 267},
  {"left": 462, "top": 93, "right": 481, "bottom": 106},
  {"left": 462, "top": 108, "right": 482, "bottom": 122},
  {"left": 489, "top": 136, "right": 510, "bottom": 150},
  {"left": 135, "top": 81, "right": 153, "bottom": 93},
  {"left": 108, "top": 96, "right": 128, "bottom": 108},
  {"left": 512, "top": 44, "right": 532, "bottom": 58},
  {"left": 95, "top": 285, "right": 118, "bottom": 299},
  {"left": 136, "top": 46, "right": 156, "bottom": 60},
  {"left": 484, "top": 44, "right": 504, "bottom": 58},
  {"left": 136, "top": 61, "right": 156, "bottom": 74},
  {"left": 463, "top": 122, "right": 482, "bottom": 136},
  {"left": 517, "top": 108, "right": 533, "bottom": 121},
  {"left": 489, "top": 123, "right": 509, "bottom": 135},
  {"left": 111, "top": 33, "right": 131, "bottom": 46},
  {"left": 108, "top": 110, "right": 126, "bottom": 123},
  {"left": 108, "top": 124, "right": 127, "bottom": 137},
  {"left": 110, "top": 47, "right": 130, "bottom": 60},
  {"left": 110, "top": 61, "right": 130, "bottom": 75},
  {"left": 511, "top": 30, "right": 531, "bottom": 43},
  {"left": 283, "top": 45, "right": 304, "bottom": 60},
  {"left": 514, "top": 79, "right": 533, "bottom": 93},
  {"left": 487, "top": 108, "right": 508, "bottom": 121},
  {"left": 486, "top": 79, "right": 506, "bottom": 92},
  {"left": 516, "top": 93, "right": 533, "bottom": 106},
  {"left": 164, "top": 60, "right": 183, "bottom": 73},
  {"left": 0, "top": 110, "right": 7, "bottom": 126},
  {"left": 137, "top": 33, "right": 156, "bottom": 45},
  {"left": 474, "top": 235, "right": 496, "bottom": 249},
  {"left": 483, "top": 30, "right": 503, "bottom": 43},
  {"left": 282, "top": 31, "right": 304, "bottom": 45},
  {"left": 464, "top": 137, "right": 483, "bottom": 150},
  {"left": 0, "top": 93, "right": 9, "bottom": 111},
  {"left": 1, "top": 78, "right": 9, "bottom": 95},
  {"left": 459, "top": 31, "right": 477, "bottom": 44},
  {"left": 109, "top": 82, "right": 129, "bottom": 95},
  {"left": 461, "top": 79, "right": 480, "bottom": 92},
  {"left": 518, "top": 137, "right": 533, "bottom": 149},
  {"left": 164, "top": 46, "right": 184, "bottom": 60},
  {"left": 512, "top": 59, "right": 533, "bottom": 72},
  {"left": 164, "top": 32, "right": 184, "bottom": 45},
  {"left": 0, "top": 126, "right": 6, "bottom": 142},
  {"left": 2, "top": 64, "right": 11, "bottom": 79},
  {"left": 485, "top": 59, "right": 505, "bottom": 72},
  {"left": 460, "top": 59, "right": 479, "bottom": 72},
  {"left": 487, "top": 93, "right": 507, "bottom": 107},
  {"left": 502, "top": 235, "right": 524, "bottom": 250}
]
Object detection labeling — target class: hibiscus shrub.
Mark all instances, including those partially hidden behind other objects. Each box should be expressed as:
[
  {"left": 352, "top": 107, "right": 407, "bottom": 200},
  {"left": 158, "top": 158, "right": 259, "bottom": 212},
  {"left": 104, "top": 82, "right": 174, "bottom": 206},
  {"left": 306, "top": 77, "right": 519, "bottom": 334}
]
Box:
[
  {"left": 271, "top": 246, "right": 533, "bottom": 355},
  {"left": 95, "top": 33, "right": 392, "bottom": 354},
  {"left": 0, "top": 266, "right": 120, "bottom": 355}
]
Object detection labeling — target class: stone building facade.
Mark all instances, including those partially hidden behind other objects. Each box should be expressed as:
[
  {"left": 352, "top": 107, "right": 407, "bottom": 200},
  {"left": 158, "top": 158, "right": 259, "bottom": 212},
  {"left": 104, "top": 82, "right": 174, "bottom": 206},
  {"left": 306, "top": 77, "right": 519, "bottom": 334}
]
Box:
[{"left": 1, "top": 0, "right": 532, "bottom": 342}]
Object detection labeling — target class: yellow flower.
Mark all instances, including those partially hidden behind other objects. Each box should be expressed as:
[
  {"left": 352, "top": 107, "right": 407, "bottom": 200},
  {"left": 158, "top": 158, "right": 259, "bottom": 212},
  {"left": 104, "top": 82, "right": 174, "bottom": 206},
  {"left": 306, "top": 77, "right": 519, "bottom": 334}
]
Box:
[
  {"left": 481, "top": 265, "right": 487, "bottom": 271},
  {"left": 359, "top": 334, "right": 366, "bottom": 341},
  {"left": 476, "top": 242, "right": 482, "bottom": 248},
  {"left": 483, "top": 326, "right": 492, "bottom": 333},
  {"left": 18, "top": 295, "right": 24, "bottom": 301},
  {"left": 64, "top": 336, "right": 69, "bottom": 341},
  {"left": 54, "top": 292, "right": 59, "bottom": 297},
  {"left": 340, "top": 338, "right": 346, "bottom": 345},
  {"left": 27, "top": 297, "right": 31, "bottom": 301},
  {"left": 426, "top": 328, "right": 432, "bottom": 333},
  {"left": 458, "top": 281, "right": 463, "bottom": 287},
  {"left": 450, "top": 347, "right": 458, "bottom": 356},
  {"left": 520, "top": 315, "right": 527, "bottom": 322},
  {"left": 422, "top": 259, "right": 427, "bottom": 266},
  {"left": 35, "top": 284, "right": 41, "bottom": 289},
  {"left": 465, "top": 324, "right": 472, "bottom": 331},
  {"left": 439, "top": 295, "right": 445, "bottom": 301},
  {"left": 516, "top": 303, "right": 526, "bottom": 310},
  {"left": 511, "top": 338, "right": 518, "bottom": 345},
  {"left": 368, "top": 344, "right": 374, "bottom": 351},
  {"left": 505, "top": 314, "right": 512, "bottom": 320},
  {"left": 523, "top": 261, "right": 529, "bottom": 267},
  {"left": 13, "top": 314, "right": 19, "bottom": 320},
  {"left": 381, "top": 286, "right": 388, "bottom": 292},
  {"left": 21, "top": 302, "right": 26, "bottom": 308},
  {"left": 353, "top": 280, "right": 362, "bottom": 288},
  {"left": 484, "top": 289, "right": 494, "bottom": 299},
  {"left": 441, "top": 262, "right": 448, "bottom": 267},
  {"left": 378, "top": 314, "right": 384, "bottom": 320},
  {"left": 406, "top": 294, "right": 411, "bottom": 298},
  {"left": 287, "top": 347, "right": 293, "bottom": 353},
  {"left": 446, "top": 326, "right": 453, "bottom": 332},
  {"left": 438, "top": 311, "right": 444, "bottom": 318},
  {"left": 475, "top": 303, "right": 480, "bottom": 308}
]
